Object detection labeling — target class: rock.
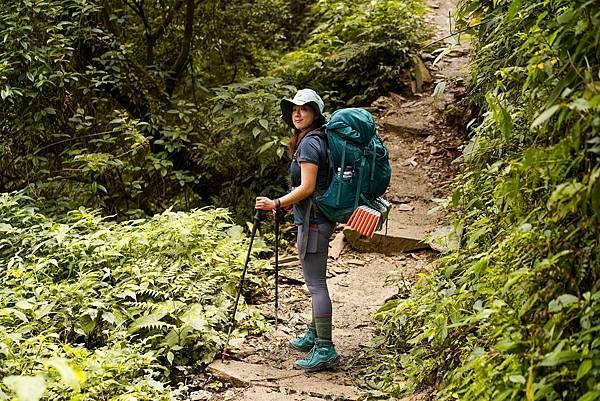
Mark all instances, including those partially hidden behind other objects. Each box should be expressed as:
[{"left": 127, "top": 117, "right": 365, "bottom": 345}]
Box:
[
  {"left": 449, "top": 48, "right": 469, "bottom": 57},
  {"left": 372, "top": 96, "right": 389, "bottom": 109},
  {"left": 400, "top": 100, "right": 420, "bottom": 109},
  {"left": 391, "top": 194, "right": 412, "bottom": 204},
  {"left": 403, "top": 157, "right": 418, "bottom": 167},
  {"left": 272, "top": 255, "right": 300, "bottom": 269},
  {"left": 343, "top": 228, "right": 429, "bottom": 254},
  {"left": 427, "top": 225, "right": 461, "bottom": 252},
  {"left": 207, "top": 360, "right": 362, "bottom": 400},
  {"left": 420, "top": 52, "right": 434, "bottom": 61},
  {"left": 425, "top": 134, "right": 436, "bottom": 143},
  {"left": 278, "top": 273, "right": 304, "bottom": 285},
  {"left": 410, "top": 80, "right": 417, "bottom": 94},
  {"left": 413, "top": 55, "right": 433, "bottom": 93},
  {"left": 389, "top": 92, "right": 407, "bottom": 104},
  {"left": 189, "top": 390, "right": 213, "bottom": 401},
  {"left": 398, "top": 203, "right": 414, "bottom": 211},
  {"left": 383, "top": 119, "right": 429, "bottom": 137},
  {"left": 277, "top": 255, "right": 298, "bottom": 264},
  {"left": 332, "top": 265, "right": 349, "bottom": 274},
  {"left": 329, "top": 231, "right": 346, "bottom": 260}
]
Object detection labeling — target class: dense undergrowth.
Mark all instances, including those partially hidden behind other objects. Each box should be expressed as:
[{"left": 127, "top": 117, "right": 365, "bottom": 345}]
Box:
[
  {"left": 369, "top": 0, "right": 599, "bottom": 399},
  {"left": 0, "top": 191, "right": 270, "bottom": 399},
  {"left": 272, "top": 0, "right": 429, "bottom": 106}
]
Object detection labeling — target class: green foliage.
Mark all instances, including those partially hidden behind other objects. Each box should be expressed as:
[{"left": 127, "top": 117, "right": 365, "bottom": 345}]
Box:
[
  {"left": 0, "top": 0, "right": 297, "bottom": 218},
  {"left": 0, "top": 191, "right": 270, "bottom": 399},
  {"left": 272, "top": 0, "right": 430, "bottom": 106},
  {"left": 0, "top": 0, "right": 432, "bottom": 398},
  {"left": 0, "top": 0, "right": 201, "bottom": 215},
  {"left": 192, "top": 0, "right": 298, "bottom": 86},
  {"left": 367, "top": 0, "right": 600, "bottom": 399},
  {"left": 193, "top": 77, "right": 296, "bottom": 221},
  {"left": 0, "top": 0, "right": 429, "bottom": 219}
]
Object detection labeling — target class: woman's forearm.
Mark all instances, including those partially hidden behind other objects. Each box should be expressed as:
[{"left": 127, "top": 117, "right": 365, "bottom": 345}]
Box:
[
  {"left": 279, "top": 184, "right": 314, "bottom": 208},
  {"left": 255, "top": 162, "right": 318, "bottom": 211},
  {"left": 279, "top": 161, "right": 318, "bottom": 208}
]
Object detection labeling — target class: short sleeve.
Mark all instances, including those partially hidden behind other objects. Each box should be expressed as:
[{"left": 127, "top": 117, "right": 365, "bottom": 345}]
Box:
[{"left": 297, "top": 136, "right": 321, "bottom": 165}]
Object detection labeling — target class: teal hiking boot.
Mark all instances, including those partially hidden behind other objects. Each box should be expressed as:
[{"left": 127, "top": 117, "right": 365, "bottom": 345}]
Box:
[
  {"left": 294, "top": 339, "right": 340, "bottom": 372},
  {"left": 289, "top": 326, "right": 317, "bottom": 351}
]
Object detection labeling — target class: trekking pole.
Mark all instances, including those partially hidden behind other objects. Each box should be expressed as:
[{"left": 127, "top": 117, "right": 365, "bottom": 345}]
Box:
[
  {"left": 222, "top": 209, "right": 266, "bottom": 360},
  {"left": 273, "top": 207, "right": 285, "bottom": 329}
]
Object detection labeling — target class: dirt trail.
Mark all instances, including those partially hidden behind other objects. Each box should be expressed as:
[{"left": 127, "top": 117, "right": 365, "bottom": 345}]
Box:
[{"left": 197, "top": 1, "right": 471, "bottom": 399}]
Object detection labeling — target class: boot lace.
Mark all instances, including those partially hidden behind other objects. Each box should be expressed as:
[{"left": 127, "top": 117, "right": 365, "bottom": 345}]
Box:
[{"left": 301, "top": 343, "right": 318, "bottom": 362}]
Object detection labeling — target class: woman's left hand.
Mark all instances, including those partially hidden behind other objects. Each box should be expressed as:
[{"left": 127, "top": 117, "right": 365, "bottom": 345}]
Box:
[{"left": 255, "top": 196, "right": 276, "bottom": 211}]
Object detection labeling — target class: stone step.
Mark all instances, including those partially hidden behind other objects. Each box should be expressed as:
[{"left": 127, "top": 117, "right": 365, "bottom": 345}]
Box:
[
  {"left": 207, "top": 360, "right": 362, "bottom": 401},
  {"left": 220, "top": 386, "right": 327, "bottom": 400},
  {"left": 343, "top": 227, "right": 430, "bottom": 254},
  {"left": 383, "top": 120, "right": 430, "bottom": 136}
]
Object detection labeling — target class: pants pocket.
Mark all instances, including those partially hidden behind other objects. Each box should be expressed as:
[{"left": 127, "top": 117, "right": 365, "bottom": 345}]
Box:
[
  {"left": 298, "top": 222, "right": 335, "bottom": 257},
  {"left": 306, "top": 226, "right": 319, "bottom": 254}
]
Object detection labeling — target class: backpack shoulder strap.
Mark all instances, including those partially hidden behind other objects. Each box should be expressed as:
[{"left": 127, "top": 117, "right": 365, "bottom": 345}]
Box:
[
  {"left": 303, "top": 126, "right": 329, "bottom": 165},
  {"left": 304, "top": 126, "right": 334, "bottom": 189},
  {"left": 304, "top": 126, "right": 327, "bottom": 141}
]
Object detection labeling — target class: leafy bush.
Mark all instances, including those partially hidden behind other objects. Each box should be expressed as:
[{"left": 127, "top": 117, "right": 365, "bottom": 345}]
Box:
[
  {"left": 272, "top": 0, "right": 430, "bottom": 106},
  {"left": 194, "top": 77, "right": 296, "bottom": 221},
  {"left": 0, "top": 0, "right": 298, "bottom": 218},
  {"left": 0, "top": 191, "right": 270, "bottom": 399},
  {"left": 367, "top": 0, "right": 600, "bottom": 399},
  {"left": 0, "top": 0, "right": 203, "bottom": 215}
]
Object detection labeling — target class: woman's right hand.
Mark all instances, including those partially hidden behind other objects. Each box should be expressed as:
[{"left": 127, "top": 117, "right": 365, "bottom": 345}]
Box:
[{"left": 255, "top": 196, "right": 276, "bottom": 211}]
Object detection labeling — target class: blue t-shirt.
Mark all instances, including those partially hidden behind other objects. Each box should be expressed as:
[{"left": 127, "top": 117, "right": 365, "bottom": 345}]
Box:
[{"left": 290, "top": 133, "right": 330, "bottom": 225}]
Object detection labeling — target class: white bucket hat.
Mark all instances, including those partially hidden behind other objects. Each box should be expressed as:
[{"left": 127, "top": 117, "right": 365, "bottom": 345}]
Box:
[{"left": 280, "top": 89, "right": 325, "bottom": 128}]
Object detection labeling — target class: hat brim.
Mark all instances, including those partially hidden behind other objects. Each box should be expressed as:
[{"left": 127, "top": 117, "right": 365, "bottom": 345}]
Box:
[{"left": 280, "top": 98, "right": 320, "bottom": 128}]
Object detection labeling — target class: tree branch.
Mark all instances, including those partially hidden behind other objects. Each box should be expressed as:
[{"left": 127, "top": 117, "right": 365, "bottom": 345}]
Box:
[
  {"left": 149, "top": 0, "right": 186, "bottom": 43},
  {"left": 145, "top": 0, "right": 186, "bottom": 64},
  {"left": 124, "top": 0, "right": 152, "bottom": 34},
  {"left": 165, "top": 0, "right": 195, "bottom": 96}
]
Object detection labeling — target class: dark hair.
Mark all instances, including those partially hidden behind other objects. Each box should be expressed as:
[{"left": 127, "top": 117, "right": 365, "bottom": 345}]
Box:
[{"left": 287, "top": 108, "right": 326, "bottom": 158}]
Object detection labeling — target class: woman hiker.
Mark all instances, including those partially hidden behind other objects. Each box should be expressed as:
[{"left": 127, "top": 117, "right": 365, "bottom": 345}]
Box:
[{"left": 254, "top": 88, "right": 339, "bottom": 372}]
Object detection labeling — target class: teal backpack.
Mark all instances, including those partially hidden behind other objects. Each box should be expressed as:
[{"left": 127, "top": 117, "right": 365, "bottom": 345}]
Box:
[{"left": 310, "top": 108, "right": 391, "bottom": 224}]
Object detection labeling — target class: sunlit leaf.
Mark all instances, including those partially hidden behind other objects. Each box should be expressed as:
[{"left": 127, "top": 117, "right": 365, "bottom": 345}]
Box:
[
  {"left": 576, "top": 360, "right": 592, "bottom": 381},
  {"left": 531, "top": 105, "right": 561, "bottom": 128},
  {"left": 3, "top": 376, "right": 46, "bottom": 401},
  {"left": 507, "top": 0, "right": 522, "bottom": 19},
  {"left": 540, "top": 350, "right": 581, "bottom": 366},
  {"left": 48, "top": 358, "right": 83, "bottom": 392}
]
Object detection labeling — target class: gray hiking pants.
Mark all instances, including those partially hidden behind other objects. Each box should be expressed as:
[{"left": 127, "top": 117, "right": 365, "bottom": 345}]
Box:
[{"left": 297, "top": 220, "right": 335, "bottom": 318}]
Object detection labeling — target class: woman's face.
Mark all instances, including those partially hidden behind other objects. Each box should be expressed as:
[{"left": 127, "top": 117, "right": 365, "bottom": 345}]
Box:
[{"left": 292, "top": 104, "right": 316, "bottom": 132}]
